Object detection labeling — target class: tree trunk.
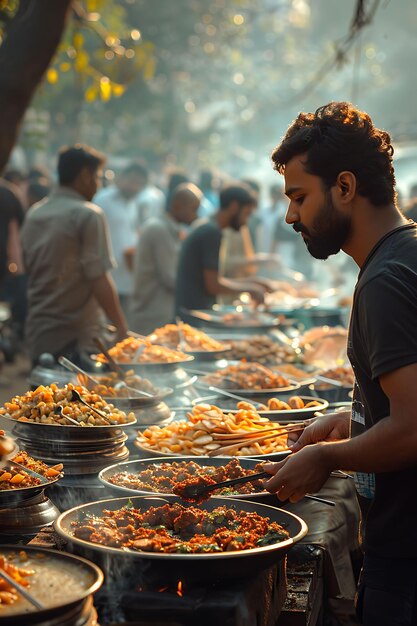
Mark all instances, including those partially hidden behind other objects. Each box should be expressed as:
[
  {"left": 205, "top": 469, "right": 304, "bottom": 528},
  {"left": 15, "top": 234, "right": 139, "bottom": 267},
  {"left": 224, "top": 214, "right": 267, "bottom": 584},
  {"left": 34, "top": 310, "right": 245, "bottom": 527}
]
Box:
[{"left": 0, "top": 0, "right": 73, "bottom": 173}]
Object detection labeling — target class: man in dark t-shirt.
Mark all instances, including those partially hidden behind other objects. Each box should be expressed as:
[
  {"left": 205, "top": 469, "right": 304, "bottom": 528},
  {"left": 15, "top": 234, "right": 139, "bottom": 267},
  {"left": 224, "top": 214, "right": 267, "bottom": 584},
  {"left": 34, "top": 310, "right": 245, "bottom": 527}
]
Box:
[
  {"left": 175, "top": 183, "right": 270, "bottom": 316},
  {"left": 263, "top": 102, "right": 417, "bottom": 626}
]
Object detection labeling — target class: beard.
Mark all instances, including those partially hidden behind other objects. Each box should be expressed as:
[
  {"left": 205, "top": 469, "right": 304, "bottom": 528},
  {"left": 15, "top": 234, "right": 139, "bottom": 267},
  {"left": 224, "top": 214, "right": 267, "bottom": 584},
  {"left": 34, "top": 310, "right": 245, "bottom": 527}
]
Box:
[{"left": 293, "top": 192, "right": 351, "bottom": 260}]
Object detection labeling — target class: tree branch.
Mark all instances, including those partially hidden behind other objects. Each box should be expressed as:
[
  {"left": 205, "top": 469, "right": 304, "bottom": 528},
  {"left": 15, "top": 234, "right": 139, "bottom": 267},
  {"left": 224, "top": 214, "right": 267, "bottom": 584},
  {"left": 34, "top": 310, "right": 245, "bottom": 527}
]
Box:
[{"left": 0, "top": 0, "right": 73, "bottom": 172}]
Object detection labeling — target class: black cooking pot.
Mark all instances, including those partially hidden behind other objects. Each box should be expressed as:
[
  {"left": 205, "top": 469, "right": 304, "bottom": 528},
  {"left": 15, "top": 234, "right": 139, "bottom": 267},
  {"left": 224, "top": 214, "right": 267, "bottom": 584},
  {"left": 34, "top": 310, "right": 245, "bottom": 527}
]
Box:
[{"left": 55, "top": 494, "right": 307, "bottom": 585}]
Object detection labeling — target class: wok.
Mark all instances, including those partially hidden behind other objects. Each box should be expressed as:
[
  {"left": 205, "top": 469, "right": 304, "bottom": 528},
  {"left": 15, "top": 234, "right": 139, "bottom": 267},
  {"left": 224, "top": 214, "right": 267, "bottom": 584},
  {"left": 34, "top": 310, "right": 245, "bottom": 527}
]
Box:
[
  {"left": 54, "top": 494, "right": 307, "bottom": 584},
  {"left": 98, "top": 455, "right": 291, "bottom": 501}
]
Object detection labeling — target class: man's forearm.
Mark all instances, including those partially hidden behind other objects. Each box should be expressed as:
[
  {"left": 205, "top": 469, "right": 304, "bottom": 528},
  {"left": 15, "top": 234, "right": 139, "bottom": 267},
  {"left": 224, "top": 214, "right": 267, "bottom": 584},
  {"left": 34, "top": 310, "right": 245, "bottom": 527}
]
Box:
[
  {"left": 91, "top": 273, "right": 127, "bottom": 334},
  {"left": 321, "top": 414, "right": 417, "bottom": 473}
]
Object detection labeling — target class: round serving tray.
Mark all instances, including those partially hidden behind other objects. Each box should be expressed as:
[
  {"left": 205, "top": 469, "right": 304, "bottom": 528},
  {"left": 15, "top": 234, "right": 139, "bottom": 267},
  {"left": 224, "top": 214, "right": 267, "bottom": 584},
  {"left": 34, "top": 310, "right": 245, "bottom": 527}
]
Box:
[
  {"left": 191, "top": 394, "right": 329, "bottom": 419},
  {"left": 185, "top": 308, "right": 285, "bottom": 332},
  {"left": 134, "top": 439, "right": 291, "bottom": 462},
  {"left": 55, "top": 495, "right": 307, "bottom": 583},
  {"left": 196, "top": 379, "right": 302, "bottom": 397},
  {"left": 98, "top": 455, "right": 290, "bottom": 500}
]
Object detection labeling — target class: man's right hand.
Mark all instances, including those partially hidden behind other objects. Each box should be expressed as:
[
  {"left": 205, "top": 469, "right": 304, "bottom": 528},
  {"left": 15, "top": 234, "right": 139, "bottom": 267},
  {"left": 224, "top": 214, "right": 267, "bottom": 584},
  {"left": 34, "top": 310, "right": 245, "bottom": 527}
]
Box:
[{"left": 289, "top": 410, "right": 351, "bottom": 451}]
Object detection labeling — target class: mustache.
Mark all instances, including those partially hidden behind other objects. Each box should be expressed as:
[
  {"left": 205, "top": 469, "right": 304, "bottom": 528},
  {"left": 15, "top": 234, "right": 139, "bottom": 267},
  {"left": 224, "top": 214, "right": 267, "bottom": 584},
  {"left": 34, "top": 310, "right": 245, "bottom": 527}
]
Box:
[{"left": 293, "top": 222, "right": 310, "bottom": 236}]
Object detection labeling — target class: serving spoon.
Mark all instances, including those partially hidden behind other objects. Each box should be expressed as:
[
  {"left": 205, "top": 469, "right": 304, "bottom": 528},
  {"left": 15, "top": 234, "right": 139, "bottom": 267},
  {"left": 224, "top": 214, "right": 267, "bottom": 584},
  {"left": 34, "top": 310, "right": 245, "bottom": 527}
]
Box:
[{"left": 68, "top": 389, "right": 112, "bottom": 424}]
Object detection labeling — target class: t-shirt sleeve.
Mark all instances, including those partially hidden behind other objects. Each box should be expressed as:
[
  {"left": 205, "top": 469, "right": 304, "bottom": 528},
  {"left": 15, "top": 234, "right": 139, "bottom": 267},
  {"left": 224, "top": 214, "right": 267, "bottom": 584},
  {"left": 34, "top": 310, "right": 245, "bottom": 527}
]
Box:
[
  {"left": 79, "top": 208, "right": 116, "bottom": 280},
  {"left": 357, "top": 270, "right": 417, "bottom": 380},
  {"left": 200, "top": 226, "right": 221, "bottom": 271}
]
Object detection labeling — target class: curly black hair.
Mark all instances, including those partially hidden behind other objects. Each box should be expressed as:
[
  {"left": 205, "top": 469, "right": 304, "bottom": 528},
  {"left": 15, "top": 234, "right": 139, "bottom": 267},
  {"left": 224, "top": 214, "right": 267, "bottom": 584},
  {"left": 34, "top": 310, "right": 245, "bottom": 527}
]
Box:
[{"left": 271, "top": 102, "right": 396, "bottom": 206}]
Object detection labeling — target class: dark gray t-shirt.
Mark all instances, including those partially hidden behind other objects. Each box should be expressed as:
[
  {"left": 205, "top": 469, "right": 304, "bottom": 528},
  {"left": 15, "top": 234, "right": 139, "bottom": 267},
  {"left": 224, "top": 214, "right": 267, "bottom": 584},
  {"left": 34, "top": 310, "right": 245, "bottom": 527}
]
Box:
[
  {"left": 175, "top": 220, "right": 222, "bottom": 314},
  {"left": 348, "top": 222, "right": 417, "bottom": 558}
]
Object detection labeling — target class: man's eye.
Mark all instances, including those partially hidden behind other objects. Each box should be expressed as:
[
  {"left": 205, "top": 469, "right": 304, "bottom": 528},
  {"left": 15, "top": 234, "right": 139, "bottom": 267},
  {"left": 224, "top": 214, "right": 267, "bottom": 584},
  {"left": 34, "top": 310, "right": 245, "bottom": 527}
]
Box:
[{"left": 295, "top": 196, "right": 305, "bottom": 204}]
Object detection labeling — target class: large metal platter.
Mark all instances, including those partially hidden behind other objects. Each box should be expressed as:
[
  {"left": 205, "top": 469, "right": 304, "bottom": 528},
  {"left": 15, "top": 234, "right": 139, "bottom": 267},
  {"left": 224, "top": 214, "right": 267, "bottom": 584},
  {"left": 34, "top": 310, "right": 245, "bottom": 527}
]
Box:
[
  {"left": 134, "top": 439, "right": 291, "bottom": 462},
  {"left": 0, "top": 545, "right": 103, "bottom": 622},
  {"left": 93, "top": 355, "right": 195, "bottom": 375},
  {"left": 98, "top": 455, "right": 290, "bottom": 500},
  {"left": 195, "top": 379, "right": 302, "bottom": 396},
  {"left": 0, "top": 413, "right": 136, "bottom": 441},
  {"left": 55, "top": 495, "right": 307, "bottom": 583},
  {"left": 191, "top": 394, "right": 329, "bottom": 419},
  {"left": 186, "top": 308, "right": 284, "bottom": 331}
]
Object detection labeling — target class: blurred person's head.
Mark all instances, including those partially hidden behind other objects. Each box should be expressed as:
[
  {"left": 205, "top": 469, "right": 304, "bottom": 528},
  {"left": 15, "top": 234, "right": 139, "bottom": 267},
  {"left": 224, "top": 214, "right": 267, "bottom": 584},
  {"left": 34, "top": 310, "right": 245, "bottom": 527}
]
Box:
[
  {"left": 165, "top": 169, "right": 190, "bottom": 212},
  {"left": 58, "top": 144, "right": 106, "bottom": 201},
  {"left": 117, "top": 163, "right": 148, "bottom": 199},
  {"left": 199, "top": 169, "right": 219, "bottom": 192},
  {"left": 271, "top": 101, "right": 397, "bottom": 260},
  {"left": 27, "top": 179, "right": 51, "bottom": 207},
  {"left": 270, "top": 183, "right": 285, "bottom": 204},
  {"left": 4, "top": 168, "right": 27, "bottom": 188},
  {"left": 28, "top": 165, "right": 51, "bottom": 183},
  {"left": 170, "top": 183, "right": 202, "bottom": 225},
  {"left": 219, "top": 183, "right": 258, "bottom": 231}
]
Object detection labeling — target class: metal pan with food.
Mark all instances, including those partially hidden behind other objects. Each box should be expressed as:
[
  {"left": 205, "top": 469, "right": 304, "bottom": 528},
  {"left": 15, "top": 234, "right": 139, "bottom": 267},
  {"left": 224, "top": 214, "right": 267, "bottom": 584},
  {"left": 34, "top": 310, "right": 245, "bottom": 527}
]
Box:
[
  {"left": 185, "top": 307, "right": 286, "bottom": 332},
  {"left": 191, "top": 395, "right": 328, "bottom": 419},
  {"left": 135, "top": 403, "right": 293, "bottom": 459},
  {"left": 0, "top": 545, "right": 103, "bottom": 625},
  {"left": 93, "top": 336, "right": 195, "bottom": 372},
  {"left": 74, "top": 369, "right": 174, "bottom": 409},
  {"left": 0, "top": 451, "right": 63, "bottom": 506},
  {"left": 148, "top": 323, "right": 232, "bottom": 361},
  {"left": 98, "top": 456, "right": 291, "bottom": 500},
  {"left": 0, "top": 383, "right": 136, "bottom": 439},
  {"left": 195, "top": 361, "right": 301, "bottom": 396},
  {"left": 54, "top": 495, "right": 307, "bottom": 584}
]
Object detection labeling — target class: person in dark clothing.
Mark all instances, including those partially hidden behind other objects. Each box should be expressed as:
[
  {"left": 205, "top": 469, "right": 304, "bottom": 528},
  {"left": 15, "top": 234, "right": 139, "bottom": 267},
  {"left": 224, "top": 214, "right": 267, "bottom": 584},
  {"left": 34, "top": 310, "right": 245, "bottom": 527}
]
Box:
[
  {"left": 175, "top": 183, "right": 269, "bottom": 315},
  {"left": 0, "top": 179, "right": 26, "bottom": 340},
  {"left": 263, "top": 101, "right": 417, "bottom": 626}
]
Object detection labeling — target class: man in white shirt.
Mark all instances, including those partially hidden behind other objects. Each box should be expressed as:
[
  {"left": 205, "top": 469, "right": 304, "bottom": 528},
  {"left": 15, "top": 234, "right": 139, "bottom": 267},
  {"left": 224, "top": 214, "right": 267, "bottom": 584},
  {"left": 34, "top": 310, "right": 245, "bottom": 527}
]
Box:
[
  {"left": 130, "top": 183, "right": 202, "bottom": 334},
  {"left": 94, "top": 163, "right": 146, "bottom": 317}
]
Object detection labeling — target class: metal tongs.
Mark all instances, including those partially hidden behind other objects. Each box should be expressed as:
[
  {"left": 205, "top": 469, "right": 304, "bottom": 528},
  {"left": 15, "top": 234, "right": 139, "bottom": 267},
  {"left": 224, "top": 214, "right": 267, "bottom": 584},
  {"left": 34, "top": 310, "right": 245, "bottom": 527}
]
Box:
[{"left": 176, "top": 471, "right": 335, "bottom": 506}]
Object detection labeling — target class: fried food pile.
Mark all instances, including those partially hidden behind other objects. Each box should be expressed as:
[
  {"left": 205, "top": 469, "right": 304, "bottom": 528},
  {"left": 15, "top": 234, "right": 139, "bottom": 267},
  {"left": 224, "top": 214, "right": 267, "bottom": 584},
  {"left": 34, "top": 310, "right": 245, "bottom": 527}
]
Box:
[
  {"left": 149, "top": 324, "right": 225, "bottom": 352},
  {"left": 137, "top": 403, "right": 291, "bottom": 457},
  {"left": 201, "top": 361, "right": 290, "bottom": 390},
  {"left": 0, "top": 383, "right": 134, "bottom": 426},
  {"left": 79, "top": 370, "right": 158, "bottom": 398},
  {"left": 72, "top": 502, "right": 289, "bottom": 553},
  {"left": 95, "top": 337, "right": 190, "bottom": 364},
  {"left": 227, "top": 335, "right": 296, "bottom": 364},
  {"left": 0, "top": 451, "right": 63, "bottom": 490}
]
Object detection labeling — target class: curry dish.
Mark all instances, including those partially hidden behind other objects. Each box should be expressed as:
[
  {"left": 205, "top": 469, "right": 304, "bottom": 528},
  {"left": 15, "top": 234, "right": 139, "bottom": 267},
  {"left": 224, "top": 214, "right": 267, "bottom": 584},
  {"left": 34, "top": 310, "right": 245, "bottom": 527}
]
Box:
[
  {"left": 108, "top": 458, "right": 264, "bottom": 497},
  {"left": 72, "top": 502, "right": 290, "bottom": 553}
]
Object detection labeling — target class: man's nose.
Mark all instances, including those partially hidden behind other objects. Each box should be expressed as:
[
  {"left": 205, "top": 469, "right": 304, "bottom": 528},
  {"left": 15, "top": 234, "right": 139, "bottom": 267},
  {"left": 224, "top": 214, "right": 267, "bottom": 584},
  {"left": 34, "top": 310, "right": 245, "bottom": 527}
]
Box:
[{"left": 285, "top": 202, "right": 298, "bottom": 224}]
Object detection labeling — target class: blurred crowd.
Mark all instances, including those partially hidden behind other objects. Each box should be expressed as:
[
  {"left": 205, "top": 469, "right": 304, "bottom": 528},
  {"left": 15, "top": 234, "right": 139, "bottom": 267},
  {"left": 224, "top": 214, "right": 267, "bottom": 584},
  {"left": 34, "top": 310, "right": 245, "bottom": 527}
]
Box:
[{"left": 1, "top": 143, "right": 417, "bottom": 367}]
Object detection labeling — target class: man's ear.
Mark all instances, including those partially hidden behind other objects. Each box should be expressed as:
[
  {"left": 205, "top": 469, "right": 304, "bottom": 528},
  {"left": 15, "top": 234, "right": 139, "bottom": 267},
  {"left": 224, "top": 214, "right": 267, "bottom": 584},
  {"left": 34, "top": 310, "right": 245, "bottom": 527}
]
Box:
[{"left": 335, "top": 171, "right": 356, "bottom": 203}]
